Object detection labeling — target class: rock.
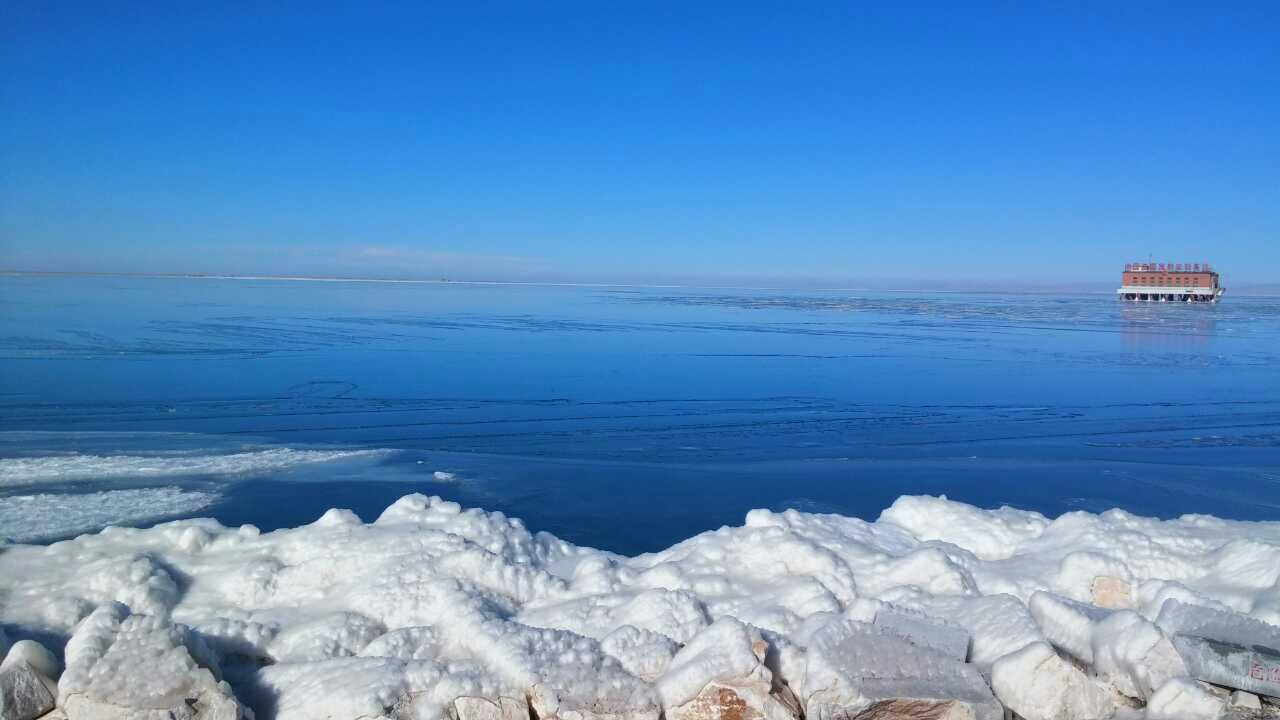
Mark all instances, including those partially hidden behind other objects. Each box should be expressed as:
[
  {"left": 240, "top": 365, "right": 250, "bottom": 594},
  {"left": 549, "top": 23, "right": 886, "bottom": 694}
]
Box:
[
  {"left": 1090, "top": 612, "right": 1187, "bottom": 700},
  {"left": 1028, "top": 592, "right": 1186, "bottom": 700},
  {"left": 1170, "top": 633, "right": 1280, "bottom": 700},
  {"left": 803, "top": 621, "right": 1001, "bottom": 720},
  {"left": 531, "top": 682, "right": 661, "bottom": 720},
  {"left": 658, "top": 619, "right": 797, "bottom": 720},
  {"left": 850, "top": 699, "right": 976, "bottom": 719},
  {"left": 0, "top": 660, "right": 57, "bottom": 720},
  {"left": 873, "top": 608, "right": 971, "bottom": 662},
  {"left": 1229, "top": 689, "right": 1261, "bottom": 711},
  {"left": 1156, "top": 599, "right": 1280, "bottom": 654},
  {"left": 449, "top": 696, "right": 529, "bottom": 720},
  {"left": 989, "top": 642, "right": 1113, "bottom": 720},
  {"left": 1145, "top": 678, "right": 1224, "bottom": 720},
  {"left": 58, "top": 603, "right": 251, "bottom": 720},
  {"left": 1089, "top": 576, "right": 1132, "bottom": 610},
  {"left": 2, "top": 641, "right": 61, "bottom": 695}
]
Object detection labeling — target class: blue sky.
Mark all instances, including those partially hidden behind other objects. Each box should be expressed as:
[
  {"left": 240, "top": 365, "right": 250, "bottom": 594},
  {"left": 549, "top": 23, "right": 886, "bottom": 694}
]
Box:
[{"left": 2, "top": 2, "right": 1276, "bottom": 287}]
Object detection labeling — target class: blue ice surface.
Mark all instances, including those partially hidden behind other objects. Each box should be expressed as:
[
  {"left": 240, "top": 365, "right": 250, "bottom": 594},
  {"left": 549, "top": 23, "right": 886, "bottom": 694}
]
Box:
[{"left": 1, "top": 274, "right": 1278, "bottom": 554}]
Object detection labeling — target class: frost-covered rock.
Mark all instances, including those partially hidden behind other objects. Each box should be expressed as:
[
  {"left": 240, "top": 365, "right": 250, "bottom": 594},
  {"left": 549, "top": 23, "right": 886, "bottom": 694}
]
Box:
[
  {"left": 872, "top": 607, "right": 971, "bottom": 662},
  {"left": 1145, "top": 677, "right": 1224, "bottom": 719},
  {"left": 1090, "top": 576, "right": 1133, "bottom": 610},
  {"left": 2, "top": 639, "right": 61, "bottom": 682},
  {"left": 448, "top": 695, "right": 529, "bottom": 720},
  {"left": 0, "top": 660, "right": 56, "bottom": 720},
  {"left": 989, "top": 642, "right": 1113, "bottom": 720},
  {"left": 1170, "top": 634, "right": 1280, "bottom": 701},
  {"left": 1030, "top": 592, "right": 1186, "bottom": 700},
  {"left": 1228, "top": 689, "right": 1261, "bottom": 711},
  {"left": 58, "top": 604, "right": 250, "bottom": 720},
  {"left": 802, "top": 620, "right": 1001, "bottom": 720},
  {"left": 657, "top": 618, "right": 796, "bottom": 720}
]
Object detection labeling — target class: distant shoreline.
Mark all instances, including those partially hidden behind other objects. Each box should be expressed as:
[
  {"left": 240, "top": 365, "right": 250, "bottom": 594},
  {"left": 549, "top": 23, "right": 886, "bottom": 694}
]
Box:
[{"left": 2, "top": 269, "right": 1276, "bottom": 296}]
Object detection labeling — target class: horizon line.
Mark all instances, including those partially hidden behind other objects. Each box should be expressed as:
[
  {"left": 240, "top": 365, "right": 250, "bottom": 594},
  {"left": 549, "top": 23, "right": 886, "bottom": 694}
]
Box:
[{"left": 2, "top": 269, "right": 1276, "bottom": 297}]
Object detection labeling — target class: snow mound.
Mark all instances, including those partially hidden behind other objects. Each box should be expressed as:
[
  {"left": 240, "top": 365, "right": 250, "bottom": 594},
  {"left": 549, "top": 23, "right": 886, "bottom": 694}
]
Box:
[{"left": 1, "top": 493, "right": 1278, "bottom": 720}]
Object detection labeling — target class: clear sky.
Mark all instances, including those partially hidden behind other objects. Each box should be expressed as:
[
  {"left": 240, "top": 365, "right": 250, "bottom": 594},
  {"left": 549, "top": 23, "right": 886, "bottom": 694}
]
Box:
[{"left": 1, "top": 2, "right": 1276, "bottom": 287}]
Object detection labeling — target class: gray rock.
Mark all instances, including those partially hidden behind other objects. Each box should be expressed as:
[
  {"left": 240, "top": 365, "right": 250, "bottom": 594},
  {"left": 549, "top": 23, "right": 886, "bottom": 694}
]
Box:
[
  {"left": 873, "top": 607, "right": 972, "bottom": 662},
  {"left": 1, "top": 640, "right": 60, "bottom": 695},
  {"left": 0, "top": 660, "right": 56, "bottom": 720},
  {"left": 1230, "top": 689, "right": 1261, "bottom": 711},
  {"left": 1171, "top": 634, "right": 1280, "bottom": 700},
  {"left": 804, "top": 621, "right": 1002, "bottom": 720},
  {"left": 1156, "top": 600, "right": 1280, "bottom": 656}
]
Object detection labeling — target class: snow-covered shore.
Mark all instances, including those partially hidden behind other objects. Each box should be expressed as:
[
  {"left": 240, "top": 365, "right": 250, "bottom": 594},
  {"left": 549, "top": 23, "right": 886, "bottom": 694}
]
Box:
[{"left": 2, "top": 494, "right": 1278, "bottom": 720}]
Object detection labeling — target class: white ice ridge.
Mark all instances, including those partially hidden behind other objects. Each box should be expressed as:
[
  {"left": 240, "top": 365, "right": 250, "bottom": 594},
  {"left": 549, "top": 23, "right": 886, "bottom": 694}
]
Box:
[
  {"left": 0, "top": 486, "right": 217, "bottom": 543},
  {"left": 1, "top": 493, "right": 1278, "bottom": 720},
  {"left": 0, "top": 447, "right": 391, "bottom": 486}
]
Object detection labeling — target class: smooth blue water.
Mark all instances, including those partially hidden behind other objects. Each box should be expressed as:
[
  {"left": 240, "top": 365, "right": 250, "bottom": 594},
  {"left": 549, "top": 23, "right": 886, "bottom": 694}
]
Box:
[{"left": 2, "top": 275, "right": 1278, "bottom": 553}]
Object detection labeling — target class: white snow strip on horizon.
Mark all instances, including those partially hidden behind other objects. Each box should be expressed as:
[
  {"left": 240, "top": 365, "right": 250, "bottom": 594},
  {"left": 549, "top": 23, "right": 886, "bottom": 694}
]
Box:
[
  {"left": 0, "top": 448, "right": 392, "bottom": 487},
  {"left": 0, "top": 486, "right": 217, "bottom": 542}
]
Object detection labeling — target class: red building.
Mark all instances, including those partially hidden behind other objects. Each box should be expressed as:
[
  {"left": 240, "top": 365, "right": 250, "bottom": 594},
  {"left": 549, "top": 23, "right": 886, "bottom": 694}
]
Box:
[{"left": 1117, "top": 263, "right": 1223, "bottom": 302}]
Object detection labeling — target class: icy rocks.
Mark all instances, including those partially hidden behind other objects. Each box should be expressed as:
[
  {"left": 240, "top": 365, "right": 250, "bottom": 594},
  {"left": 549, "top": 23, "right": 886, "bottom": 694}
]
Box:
[
  {"left": 1028, "top": 592, "right": 1188, "bottom": 701},
  {"left": 989, "top": 642, "right": 1113, "bottom": 720},
  {"left": 4, "top": 493, "right": 1280, "bottom": 720},
  {"left": 1089, "top": 576, "right": 1133, "bottom": 610},
  {"left": 0, "top": 660, "right": 56, "bottom": 720},
  {"left": 803, "top": 620, "right": 1001, "bottom": 720},
  {"left": 1144, "top": 677, "right": 1224, "bottom": 719},
  {"left": 58, "top": 604, "right": 250, "bottom": 720},
  {"left": 657, "top": 619, "right": 796, "bottom": 720},
  {"left": 845, "top": 700, "right": 978, "bottom": 719},
  {"left": 1171, "top": 634, "right": 1280, "bottom": 701},
  {"left": 1229, "top": 689, "right": 1261, "bottom": 712},
  {"left": 871, "top": 608, "right": 970, "bottom": 662},
  {"left": 530, "top": 681, "right": 661, "bottom": 720},
  {"left": 448, "top": 696, "right": 529, "bottom": 720},
  {"left": 1, "top": 640, "right": 61, "bottom": 684}
]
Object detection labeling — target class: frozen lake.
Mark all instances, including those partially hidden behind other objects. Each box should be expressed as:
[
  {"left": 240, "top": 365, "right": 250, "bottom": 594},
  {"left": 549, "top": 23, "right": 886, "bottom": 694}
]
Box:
[{"left": 2, "top": 275, "right": 1278, "bottom": 553}]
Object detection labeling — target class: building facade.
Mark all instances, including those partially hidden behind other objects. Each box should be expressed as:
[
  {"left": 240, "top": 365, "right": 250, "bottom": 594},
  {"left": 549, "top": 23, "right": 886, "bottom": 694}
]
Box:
[{"left": 1117, "top": 263, "right": 1223, "bottom": 302}]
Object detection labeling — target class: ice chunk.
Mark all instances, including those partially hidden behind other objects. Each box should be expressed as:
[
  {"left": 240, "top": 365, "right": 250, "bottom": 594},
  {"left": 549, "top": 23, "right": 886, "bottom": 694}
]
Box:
[
  {"left": 989, "top": 641, "right": 1114, "bottom": 720},
  {"left": 1144, "top": 677, "right": 1224, "bottom": 719}
]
